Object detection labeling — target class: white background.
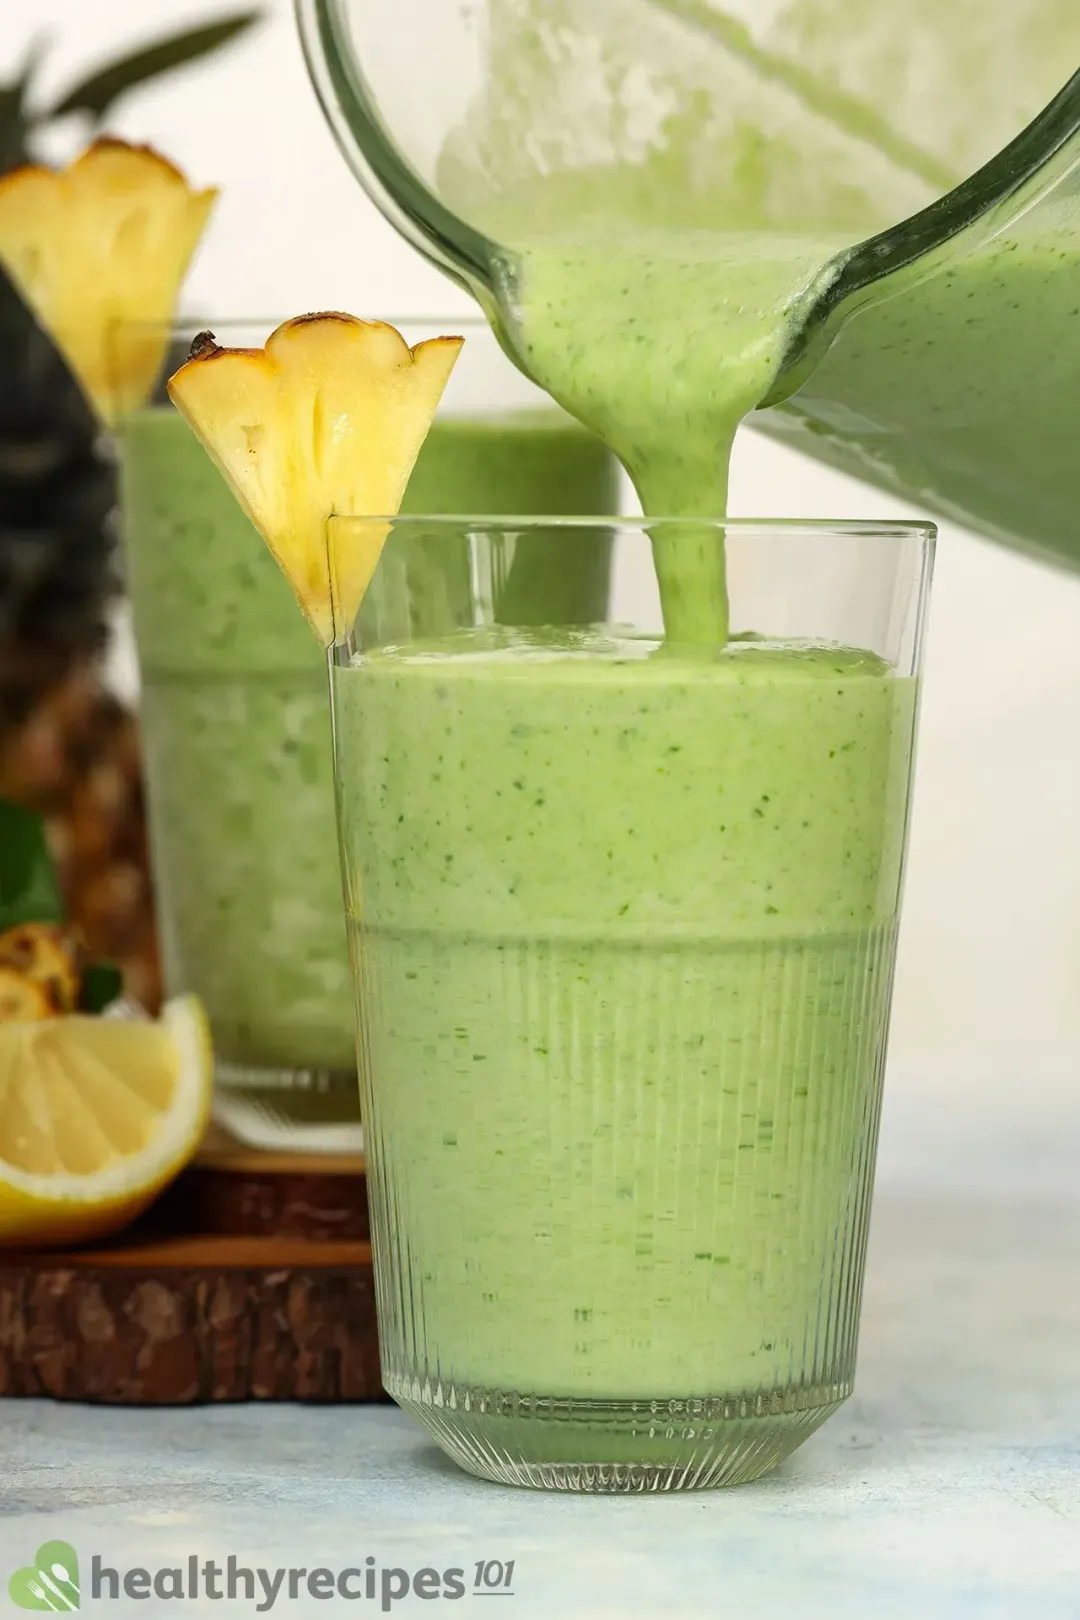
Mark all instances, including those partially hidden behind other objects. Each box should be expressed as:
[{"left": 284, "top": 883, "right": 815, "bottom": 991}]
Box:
[{"left": 6, "top": 0, "right": 1080, "bottom": 1079}]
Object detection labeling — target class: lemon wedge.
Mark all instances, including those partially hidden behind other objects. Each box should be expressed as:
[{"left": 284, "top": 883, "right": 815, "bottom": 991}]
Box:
[{"left": 0, "top": 996, "right": 212, "bottom": 1247}]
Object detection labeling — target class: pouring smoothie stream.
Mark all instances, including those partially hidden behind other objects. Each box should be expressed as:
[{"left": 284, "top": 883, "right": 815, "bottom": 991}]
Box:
[{"left": 490, "top": 227, "right": 848, "bottom": 640}]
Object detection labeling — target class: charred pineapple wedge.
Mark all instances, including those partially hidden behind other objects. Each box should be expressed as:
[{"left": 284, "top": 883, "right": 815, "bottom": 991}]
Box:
[
  {"left": 167, "top": 314, "right": 463, "bottom": 643},
  {"left": 0, "top": 137, "right": 216, "bottom": 423},
  {"left": 0, "top": 968, "right": 53, "bottom": 1023},
  {"left": 0, "top": 923, "right": 83, "bottom": 1016}
]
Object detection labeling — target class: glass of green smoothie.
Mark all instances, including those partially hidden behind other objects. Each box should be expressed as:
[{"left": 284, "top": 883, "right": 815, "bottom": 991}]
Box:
[
  {"left": 329, "top": 514, "right": 933, "bottom": 1490},
  {"left": 115, "top": 319, "right": 619, "bottom": 1151}
]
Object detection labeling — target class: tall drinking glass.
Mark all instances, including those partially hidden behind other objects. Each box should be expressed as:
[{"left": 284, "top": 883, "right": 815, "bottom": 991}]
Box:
[
  {"left": 329, "top": 516, "right": 933, "bottom": 1490},
  {"left": 116, "top": 320, "right": 619, "bottom": 1150}
]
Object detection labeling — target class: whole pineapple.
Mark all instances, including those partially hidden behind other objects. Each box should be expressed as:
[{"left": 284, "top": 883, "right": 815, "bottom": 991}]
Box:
[
  {"left": 0, "top": 255, "right": 161, "bottom": 1009},
  {"left": 0, "top": 14, "right": 258, "bottom": 1011}
]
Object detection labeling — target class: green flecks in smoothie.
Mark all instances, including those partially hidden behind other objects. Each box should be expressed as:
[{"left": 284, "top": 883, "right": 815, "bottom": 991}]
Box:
[
  {"left": 491, "top": 229, "right": 847, "bottom": 643},
  {"left": 776, "top": 221, "right": 1080, "bottom": 569},
  {"left": 335, "top": 625, "right": 916, "bottom": 1396},
  {"left": 477, "top": 152, "right": 1080, "bottom": 614},
  {"left": 118, "top": 403, "right": 619, "bottom": 1070},
  {"left": 442, "top": 0, "right": 1080, "bottom": 574}
]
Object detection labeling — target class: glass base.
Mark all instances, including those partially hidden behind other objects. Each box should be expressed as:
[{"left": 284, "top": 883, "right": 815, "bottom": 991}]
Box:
[
  {"left": 389, "top": 1376, "right": 850, "bottom": 1492},
  {"left": 212, "top": 1060, "right": 363, "bottom": 1153}
]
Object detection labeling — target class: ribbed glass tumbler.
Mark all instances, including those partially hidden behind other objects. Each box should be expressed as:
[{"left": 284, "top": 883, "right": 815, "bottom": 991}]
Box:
[{"left": 329, "top": 516, "right": 934, "bottom": 1492}]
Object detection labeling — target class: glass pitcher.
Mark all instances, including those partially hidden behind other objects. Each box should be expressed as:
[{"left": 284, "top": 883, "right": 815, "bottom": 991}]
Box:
[{"left": 297, "top": 0, "right": 1080, "bottom": 570}]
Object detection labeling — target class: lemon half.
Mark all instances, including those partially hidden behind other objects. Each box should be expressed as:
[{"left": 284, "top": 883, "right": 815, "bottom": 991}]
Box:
[{"left": 0, "top": 996, "right": 212, "bottom": 1247}]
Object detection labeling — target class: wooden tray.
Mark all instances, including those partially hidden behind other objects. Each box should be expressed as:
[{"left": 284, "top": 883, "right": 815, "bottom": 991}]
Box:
[{"left": 0, "top": 1129, "right": 383, "bottom": 1404}]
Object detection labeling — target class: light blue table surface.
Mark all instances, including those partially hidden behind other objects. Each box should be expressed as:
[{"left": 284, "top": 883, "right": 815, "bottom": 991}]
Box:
[{"left": 3, "top": 1066, "right": 1079, "bottom": 1619}]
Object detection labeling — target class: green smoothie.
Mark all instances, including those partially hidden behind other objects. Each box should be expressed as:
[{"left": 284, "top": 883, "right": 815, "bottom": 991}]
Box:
[
  {"left": 121, "top": 409, "right": 345, "bottom": 1086},
  {"left": 499, "top": 231, "right": 844, "bottom": 517},
  {"left": 495, "top": 210, "right": 1080, "bottom": 583},
  {"left": 447, "top": 0, "right": 1080, "bottom": 573},
  {"left": 335, "top": 625, "right": 916, "bottom": 1401},
  {"left": 120, "top": 405, "right": 618, "bottom": 1140},
  {"left": 333, "top": 212, "right": 926, "bottom": 1465},
  {"left": 493, "top": 229, "right": 847, "bottom": 640},
  {"left": 767, "top": 219, "right": 1080, "bottom": 571}
]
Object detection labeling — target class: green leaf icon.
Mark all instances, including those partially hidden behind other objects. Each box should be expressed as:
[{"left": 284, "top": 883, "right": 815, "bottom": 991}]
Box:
[{"left": 9, "top": 1541, "right": 79, "bottom": 1610}]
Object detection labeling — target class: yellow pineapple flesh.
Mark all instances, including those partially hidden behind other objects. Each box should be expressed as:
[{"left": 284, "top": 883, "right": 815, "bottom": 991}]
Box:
[
  {"left": 0, "top": 923, "right": 82, "bottom": 1016},
  {"left": 0, "top": 969, "right": 52, "bottom": 1023},
  {"left": 167, "top": 314, "right": 463, "bottom": 643},
  {"left": 0, "top": 138, "right": 216, "bottom": 424}
]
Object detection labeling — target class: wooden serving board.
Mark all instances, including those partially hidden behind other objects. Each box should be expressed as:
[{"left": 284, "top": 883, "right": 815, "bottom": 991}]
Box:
[{"left": 0, "top": 1129, "right": 384, "bottom": 1404}]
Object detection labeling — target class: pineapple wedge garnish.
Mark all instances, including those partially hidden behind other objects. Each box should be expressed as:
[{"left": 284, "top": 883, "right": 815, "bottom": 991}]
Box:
[
  {"left": 0, "top": 137, "right": 216, "bottom": 424},
  {"left": 167, "top": 314, "right": 463, "bottom": 643}
]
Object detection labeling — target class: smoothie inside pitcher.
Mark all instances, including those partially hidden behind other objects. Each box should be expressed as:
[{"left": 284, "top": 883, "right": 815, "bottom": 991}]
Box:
[{"left": 299, "top": 0, "right": 1080, "bottom": 574}]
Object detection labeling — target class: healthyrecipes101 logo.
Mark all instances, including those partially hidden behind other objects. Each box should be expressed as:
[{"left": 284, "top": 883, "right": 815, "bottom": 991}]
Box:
[
  {"left": 8, "top": 1542, "right": 80, "bottom": 1611},
  {"left": 8, "top": 1543, "right": 518, "bottom": 1611}
]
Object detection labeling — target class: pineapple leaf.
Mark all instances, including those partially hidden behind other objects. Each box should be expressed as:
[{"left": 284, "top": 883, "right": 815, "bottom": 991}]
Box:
[
  {"left": 0, "top": 40, "right": 46, "bottom": 173},
  {"left": 44, "top": 11, "right": 263, "bottom": 124},
  {"left": 0, "top": 798, "right": 64, "bottom": 932},
  {"left": 0, "top": 85, "right": 30, "bottom": 175}
]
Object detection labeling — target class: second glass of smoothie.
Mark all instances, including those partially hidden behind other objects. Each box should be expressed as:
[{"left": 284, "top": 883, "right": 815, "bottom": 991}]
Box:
[
  {"left": 330, "top": 515, "right": 933, "bottom": 1490},
  {"left": 117, "top": 318, "right": 619, "bottom": 1149}
]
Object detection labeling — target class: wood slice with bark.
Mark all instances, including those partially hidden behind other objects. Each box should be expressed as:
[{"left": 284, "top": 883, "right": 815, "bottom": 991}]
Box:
[
  {"left": 146, "top": 1133, "right": 370, "bottom": 1242},
  {"left": 0, "top": 1134, "right": 384, "bottom": 1404}
]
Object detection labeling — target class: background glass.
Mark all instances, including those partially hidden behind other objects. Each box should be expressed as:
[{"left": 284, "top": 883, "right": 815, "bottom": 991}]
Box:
[
  {"left": 330, "top": 515, "right": 933, "bottom": 1490},
  {"left": 116, "top": 318, "right": 619, "bottom": 1151}
]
